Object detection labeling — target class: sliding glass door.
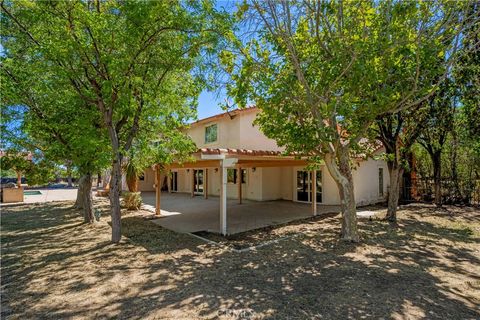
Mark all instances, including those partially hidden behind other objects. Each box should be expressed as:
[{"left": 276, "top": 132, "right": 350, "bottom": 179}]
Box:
[
  {"left": 296, "top": 170, "right": 322, "bottom": 203},
  {"left": 170, "top": 171, "right": 178, "bottom": 192},
  {"left": 193, "top": 169, "right": 204, "bottom": 195}
]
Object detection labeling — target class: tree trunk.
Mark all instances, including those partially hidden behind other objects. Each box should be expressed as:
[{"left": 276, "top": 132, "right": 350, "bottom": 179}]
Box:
[
  {"left": 75, "top": 174, "right": 94, "bottom": 222},
  {"left": 75, "top": 175, "right": 86, "bottom": 209},
  {"left": 66, "top": 162, "right": 73, "bottom": 187},
  {"left": 67, "top": 173, "right": 73, "bottom": 188},
  {"left": 110, "top": 155, "right": 123, "bottom": 243},
  {"left": 82, "top": 173, "right": 94, "bottom": 223},
  {"left": 450, "top": 130, "right": 461, "bottom": 198},
  {"left": 324, "top": 150, "right": 359, "bottom": 242},
  {"left": 16, "top": 171, "right": 22, "bottom": 187},
  {"left": 432, "top": 152, "right": 442, "bottom": 207},
  {"left": 126, "top": 175, "right": 138, "bottom": 192},
  {"left": 386, "top": 164, "right": 403, "bottom": 222}
]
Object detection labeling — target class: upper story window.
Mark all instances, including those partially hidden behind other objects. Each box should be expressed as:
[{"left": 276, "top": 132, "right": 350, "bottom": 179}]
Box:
[{"left": 204, "top": 124, "right": 218, "bottom": 144}]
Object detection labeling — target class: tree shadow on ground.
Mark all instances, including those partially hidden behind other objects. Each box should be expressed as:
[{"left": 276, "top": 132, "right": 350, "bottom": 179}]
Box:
[{"left": 1, "top": 202, "right": 479, "bottom": 319}]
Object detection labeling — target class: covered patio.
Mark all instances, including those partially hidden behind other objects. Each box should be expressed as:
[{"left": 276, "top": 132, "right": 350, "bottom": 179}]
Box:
[
  {"left": 145, "top": 148, "right": 331, "bottom": 235},
  {"left": 141, "top": 192, "right": 340, "bottom": 234}
]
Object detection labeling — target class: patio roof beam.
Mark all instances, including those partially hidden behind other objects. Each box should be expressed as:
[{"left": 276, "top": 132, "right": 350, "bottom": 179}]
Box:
[
  {"left": 235, "top": 160, "right": 308, "bottom": 168},
  {"left": 167, "top": 160, "right": 221, "bottom": 169}
]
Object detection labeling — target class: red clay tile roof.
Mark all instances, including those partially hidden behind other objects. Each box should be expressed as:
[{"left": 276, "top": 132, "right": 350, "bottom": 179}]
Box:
[
  {"left": 198, "top": 148, "right": 284, "bottom": 156},
  {"left": 190, "top": 106, "right": 258, "bottom": 126},
  {"left": 195, "top": 148, "right": 311, "bottom": 158}
]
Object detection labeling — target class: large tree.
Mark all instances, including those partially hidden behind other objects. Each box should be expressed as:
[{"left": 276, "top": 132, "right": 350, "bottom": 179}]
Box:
[
  {"left": 1, "top": 57, "right": 110, "bottom": 223},
  {"left": 223, "top": 1, "right": 470, "bottom": 241},
  {"left": 456, "top": 1, "right": 480, "bottom": 156},
  {"left": 1, "top": 1, "right": 230, "bottom": 242},
  {"left": 416, "top": 82, "right": 456, "bottom": 207},
  {"left": 374, "top": 1, "right": 478, "bottom": 220}
]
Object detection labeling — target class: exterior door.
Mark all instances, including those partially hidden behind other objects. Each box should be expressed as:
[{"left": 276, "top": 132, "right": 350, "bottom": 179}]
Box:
[
  {"left": 193, "top": 169, "right": 204, "bottom": 194},
  {"left": 297, "top": 171, "right": 310, "bottom": 202},
  {"left": 296, "top": 170, "right": 322, "bottom": 203},
  {"left": 170, "top": 171, "right": 178, "bottom": 192}
]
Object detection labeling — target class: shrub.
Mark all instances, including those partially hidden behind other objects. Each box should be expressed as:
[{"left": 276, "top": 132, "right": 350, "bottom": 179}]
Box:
[{"left": 122, "top": 191, "right": 142, "bottom": 210}]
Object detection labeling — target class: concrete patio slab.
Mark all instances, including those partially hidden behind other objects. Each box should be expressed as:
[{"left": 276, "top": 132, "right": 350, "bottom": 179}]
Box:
[
  {"left": 22, "top": 188, "right": 78, "bottom": 204},
  {"left": 141, "top": 192, "right": 340, "bottom": 234}
]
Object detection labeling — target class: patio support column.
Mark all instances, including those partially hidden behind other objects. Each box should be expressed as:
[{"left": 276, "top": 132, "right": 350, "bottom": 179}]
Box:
[
  {"left": 167, "top": 171, "right": 171, "bottom": 193},
  {"left": 220, "top": 161, "right": 227, "bottom": 235},
  {"left": 238, "top": 167, "right": 242, "bottom": 204},
  {"left": 204, "top": 168, "right": 208, "bottom": 199},
  {"left": 191, "top": 169, "right": 195, "bottom": 197},
  {"left": 155, "top": 164, "right": 161, "bottom": 216},
  {"left": 312, "top": 170, "right": 317, "bottom": 216}
]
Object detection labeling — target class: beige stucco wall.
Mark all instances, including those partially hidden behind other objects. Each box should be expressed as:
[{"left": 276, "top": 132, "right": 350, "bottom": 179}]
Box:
[
  {"left": 138, "top": 167, "right": 155, "bottom": 192},
  {"left": 261, "top": 167, "right": 284, "bottom": 200},
  {"left": 187, "top": 116, "right": 241, "bottom": 149},
  {"left": 352, "top": 158, "right": 389, "bottom": 206},
  {"left": 281, "top": 167, "right": 293, "bottom": 200},
  {"left": 187, "top": 109, "right": 282, "bottom": 151},
  {"left": 238, "top": 111, "right": 283, "bottom": 151}
]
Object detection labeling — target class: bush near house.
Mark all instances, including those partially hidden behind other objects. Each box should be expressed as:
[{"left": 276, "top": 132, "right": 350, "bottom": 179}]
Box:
[{"left": 121, "top": 192, "right": 142, "bottom": 211}]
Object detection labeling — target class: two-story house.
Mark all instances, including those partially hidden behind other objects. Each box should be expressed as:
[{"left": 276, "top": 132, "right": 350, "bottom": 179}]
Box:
[{"left": 137, "top": 107, "right": 390, "bottom": 235}]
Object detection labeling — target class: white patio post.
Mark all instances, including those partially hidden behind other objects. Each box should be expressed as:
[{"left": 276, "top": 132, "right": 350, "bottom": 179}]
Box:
[
  {"left": 220, "top": 161, "right": 227, "bottom": 235},
  {"left": 238, "top": 167, "right": 242, "bottom": 204},
  {"left": 204, "top": 168, "right": 208, "bottom": 199},
  {"left": 312, "top": 170, "right": 317, "bottom": 216},
  {"left": 191, "top": 169, "right": 195, "bottom": 198}
]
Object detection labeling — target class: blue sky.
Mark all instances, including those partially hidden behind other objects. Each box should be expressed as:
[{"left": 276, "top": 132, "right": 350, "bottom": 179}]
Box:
[
  {"left": 197, "top": 90, "right": 228, "bottom": 120},
  {"left": 196, "top": 0, "right": 236, "bottom": 120}
]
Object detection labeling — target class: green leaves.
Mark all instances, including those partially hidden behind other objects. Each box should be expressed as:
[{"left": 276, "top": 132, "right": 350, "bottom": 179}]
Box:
[{"left": 2, "top": 0, "right": 233, "bottom": 176}]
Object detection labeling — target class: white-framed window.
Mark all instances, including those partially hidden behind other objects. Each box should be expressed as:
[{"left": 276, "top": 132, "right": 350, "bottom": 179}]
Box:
[
  {"left": 227, "top": 168, "right": 247, "bottom": 184},
  {"left": 204, "top": 124, "right": 218, "bottom": 144},
  {"left": 378, "top": 167, "right": 384, "bottom": 197}
]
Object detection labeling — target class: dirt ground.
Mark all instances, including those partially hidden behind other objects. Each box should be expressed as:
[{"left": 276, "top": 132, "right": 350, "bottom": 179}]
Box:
[{"left": 1, "top": 201, "right": 479, "bottom": 320}]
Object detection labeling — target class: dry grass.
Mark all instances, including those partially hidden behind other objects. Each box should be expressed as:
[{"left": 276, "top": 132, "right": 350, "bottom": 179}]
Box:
[{"left": 1, "top": 201, "right": 479, "bottom": 319}]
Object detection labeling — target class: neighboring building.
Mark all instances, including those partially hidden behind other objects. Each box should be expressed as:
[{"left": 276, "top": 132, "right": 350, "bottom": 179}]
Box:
[{"left": 140, "top": 107, "right": 390, "bottom": 229}]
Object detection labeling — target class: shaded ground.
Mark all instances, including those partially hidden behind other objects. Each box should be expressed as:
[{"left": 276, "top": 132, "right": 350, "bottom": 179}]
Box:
[
  {"left": 192, "top": 212, "right": 341, "bottom": 250},
  {"left": 1, "top": 201, "right": 479, "bottom": 319}
]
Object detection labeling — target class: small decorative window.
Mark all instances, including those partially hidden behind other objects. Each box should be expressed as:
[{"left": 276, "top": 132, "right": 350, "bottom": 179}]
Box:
[
  {"left": 240, "top": 169, "right": 247, "bottom": 184},
  {"left": 204, "top": 124, "right": 217, "bottom": 144},
  {"left": 227, "top": 169, "right": 247, "bottom": 184},
  {"left": 227, "top": 168, "right": 236, "bottom": 183},
  {"left": 378, "top": 168, "right": 384, "bottom": 196}
]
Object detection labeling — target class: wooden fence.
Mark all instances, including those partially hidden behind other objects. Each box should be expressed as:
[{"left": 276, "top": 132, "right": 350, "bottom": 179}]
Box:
[{"left": 401, "top": 176, "right": 480, "bottom": 206}]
